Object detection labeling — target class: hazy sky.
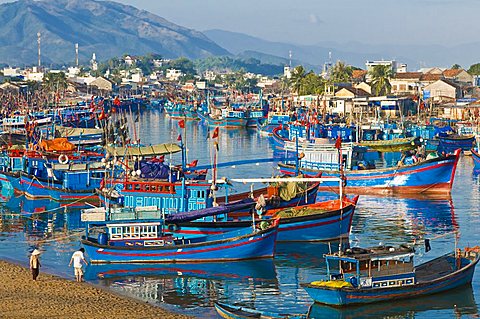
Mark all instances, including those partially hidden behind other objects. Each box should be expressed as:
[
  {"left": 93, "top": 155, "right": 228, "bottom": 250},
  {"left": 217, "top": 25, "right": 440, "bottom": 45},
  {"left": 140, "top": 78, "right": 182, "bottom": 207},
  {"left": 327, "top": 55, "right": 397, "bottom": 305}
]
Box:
[
  {"left": 111, "top": 0, "right": 478, "bottom": 46},
  {"left": 0, "top": 0, "right": 478, "bottom": 46}
]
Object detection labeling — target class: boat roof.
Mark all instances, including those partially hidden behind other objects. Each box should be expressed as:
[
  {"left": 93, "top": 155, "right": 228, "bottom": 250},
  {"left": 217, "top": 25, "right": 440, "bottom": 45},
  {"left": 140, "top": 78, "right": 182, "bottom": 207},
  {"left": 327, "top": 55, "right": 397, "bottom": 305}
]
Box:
[
  {"left": 105, "top": 143, "right": 181, "bottom": 157},
  {"left": 326, "top": 245, "right": 415, "bottom": 262}
]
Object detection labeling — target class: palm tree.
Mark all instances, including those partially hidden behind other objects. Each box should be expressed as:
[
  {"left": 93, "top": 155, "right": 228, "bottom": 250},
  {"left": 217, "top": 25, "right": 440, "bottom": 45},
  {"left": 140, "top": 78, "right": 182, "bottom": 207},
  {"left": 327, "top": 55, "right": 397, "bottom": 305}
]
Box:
[
  {"left": 289, "top": 66, "right": 306, "bottom": 94},
  {"left": 368, "top": 65, "right": 393, "bottom": 96},
  {"left": 330, "top": 61, "right": 352, "bottom": 83}
]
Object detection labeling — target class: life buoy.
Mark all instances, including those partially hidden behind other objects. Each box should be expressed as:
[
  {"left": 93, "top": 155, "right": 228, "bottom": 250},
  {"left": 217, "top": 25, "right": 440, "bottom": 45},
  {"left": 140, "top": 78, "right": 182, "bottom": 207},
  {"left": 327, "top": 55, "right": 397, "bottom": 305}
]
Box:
[{"left": 58, "top": 154, "right": 69, "bottom": 164}]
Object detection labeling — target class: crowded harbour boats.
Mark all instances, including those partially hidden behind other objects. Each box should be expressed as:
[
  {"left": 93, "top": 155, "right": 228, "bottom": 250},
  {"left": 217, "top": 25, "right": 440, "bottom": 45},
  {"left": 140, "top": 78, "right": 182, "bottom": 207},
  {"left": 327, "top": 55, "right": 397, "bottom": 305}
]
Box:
[{"left": 1, "top": 61, "right": 480, "bottom": 319}]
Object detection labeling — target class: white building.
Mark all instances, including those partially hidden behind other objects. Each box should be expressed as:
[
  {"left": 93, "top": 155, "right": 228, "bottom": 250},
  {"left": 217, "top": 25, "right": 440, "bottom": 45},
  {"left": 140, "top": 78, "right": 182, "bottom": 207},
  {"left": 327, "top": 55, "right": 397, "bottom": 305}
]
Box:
[
  {"left": 284, "top": 66, "right": 292, "bottom": 79},
  {"left": 67, "top": 67, "right": 81, "bottom": 78},
  {"left": 166, "top": 69, "right": 183, "bottom": 81},
  {"left": 3, "top": 67, "right": 21, "bottom": 77}
]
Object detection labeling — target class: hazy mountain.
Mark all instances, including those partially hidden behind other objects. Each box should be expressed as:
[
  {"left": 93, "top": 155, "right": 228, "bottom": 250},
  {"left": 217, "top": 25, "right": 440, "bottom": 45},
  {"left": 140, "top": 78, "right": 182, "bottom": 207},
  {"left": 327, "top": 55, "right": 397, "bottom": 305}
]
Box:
[
  {"left": 204, "top": 29, "right": 375, "bottom": 69},
  {"left": 236, "top": 50, "right": 321, "bottom": 73},
  {"left": 0, "top": 0, "right": 230, "bottom": 66},
  {"left": 205, "top": 29, "right": 480, "bottom": 70}
]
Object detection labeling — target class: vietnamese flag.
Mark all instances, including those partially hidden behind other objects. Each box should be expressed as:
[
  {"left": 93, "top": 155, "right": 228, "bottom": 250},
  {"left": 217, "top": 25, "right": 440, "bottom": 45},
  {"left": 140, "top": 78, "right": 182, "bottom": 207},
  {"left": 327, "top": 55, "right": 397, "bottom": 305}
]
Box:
[
  {"left": 211, "top": 127, "right": 219, "bottom": 139},
  {"left": 178, "top": 119, "right": 185, "bottom": 129},
  {"left": 335, "top": 136, "right": 342, "bottom": 150},
  {"left": 113, "top": 96, "right": 121, "bottom": 106}
]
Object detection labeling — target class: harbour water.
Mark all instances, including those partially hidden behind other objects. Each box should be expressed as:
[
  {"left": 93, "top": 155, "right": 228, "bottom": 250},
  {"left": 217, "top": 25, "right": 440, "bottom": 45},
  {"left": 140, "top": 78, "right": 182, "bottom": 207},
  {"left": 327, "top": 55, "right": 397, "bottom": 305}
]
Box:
[{"left": 1, "top": 111, "right": 480, "bottom": 318}]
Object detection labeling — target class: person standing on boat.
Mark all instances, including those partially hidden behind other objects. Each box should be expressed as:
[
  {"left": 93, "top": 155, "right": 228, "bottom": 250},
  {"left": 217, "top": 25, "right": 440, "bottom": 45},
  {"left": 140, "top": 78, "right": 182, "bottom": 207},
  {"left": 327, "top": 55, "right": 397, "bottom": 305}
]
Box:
[
  {"left": 29, "top": 249, "right": 41, "bottom": 281},
  {"left": 69, "top": 248, "right": 88, "bottom": 282}
]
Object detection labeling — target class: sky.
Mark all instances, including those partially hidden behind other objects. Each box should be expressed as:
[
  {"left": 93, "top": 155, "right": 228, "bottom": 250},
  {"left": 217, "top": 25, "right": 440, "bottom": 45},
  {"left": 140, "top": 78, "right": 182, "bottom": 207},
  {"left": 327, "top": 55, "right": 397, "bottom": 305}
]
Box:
[
  {"left": 104, "top": 0, "right": 478, "bottom": 46},
  {"left": 0, "top": 0, "right": 478, "bottom": 46}
]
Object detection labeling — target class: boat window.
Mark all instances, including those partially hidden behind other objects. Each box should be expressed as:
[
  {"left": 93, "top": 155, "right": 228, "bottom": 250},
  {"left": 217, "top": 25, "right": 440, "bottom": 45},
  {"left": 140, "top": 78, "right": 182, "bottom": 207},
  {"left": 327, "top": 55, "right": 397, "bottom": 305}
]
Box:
[
  {"left": 134, "top": 184, "right": 141, "bottom": 191},
  {"left": 145, "top": 185, "right": 150, "bottom": 191},
  {"left": 165, "top": 185, "right": 170, "bottom": 192},
  {"left": 151, "top": 185, "right": 157, "bottom": 191},
  {"left": 123, "top": 226, "right": 131, "bottom": 238},
  {"left": 126, "top": 184, "right": 133, "bottom": 190}
]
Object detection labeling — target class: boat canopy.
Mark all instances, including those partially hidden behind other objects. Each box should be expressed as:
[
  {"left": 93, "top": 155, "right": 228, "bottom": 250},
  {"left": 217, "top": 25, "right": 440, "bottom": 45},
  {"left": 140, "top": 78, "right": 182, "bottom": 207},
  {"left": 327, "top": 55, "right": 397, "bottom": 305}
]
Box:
[{"left": 105, "top": 143, "right": 182, "bottom": 157}]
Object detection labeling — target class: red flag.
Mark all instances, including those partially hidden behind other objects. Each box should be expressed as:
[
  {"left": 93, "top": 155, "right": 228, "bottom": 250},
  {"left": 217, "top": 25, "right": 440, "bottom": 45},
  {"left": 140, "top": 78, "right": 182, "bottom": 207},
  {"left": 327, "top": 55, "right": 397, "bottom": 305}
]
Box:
[
  {"left": 111, "top": 106, "right": 116, "bottom": 113},
  {"left": 211, "top": 127, "right": 219, "bottom": 139},
  {"left": 187, "top": 159, "right": 198, "bottom": 167},
  {"left": 113, "top": 96, "right": 121, "bottom": 106},
  {"left": 178, "top": 119, "right": 185, "bottom": 129},
  {"left": 335, "top": 136, "right": 342, "bottom": 150},
  {"left": 98, "top": 109, "right": 107, "bottom": 120},
  {"left": 177, "top": 134, "right": 182, "bottom": 141}
]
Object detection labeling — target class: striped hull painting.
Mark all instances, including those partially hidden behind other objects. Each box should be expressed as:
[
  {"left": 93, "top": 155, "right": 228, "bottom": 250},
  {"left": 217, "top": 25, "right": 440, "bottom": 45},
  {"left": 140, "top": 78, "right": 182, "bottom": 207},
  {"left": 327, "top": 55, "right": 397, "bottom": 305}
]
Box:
[
  {"left": 20, "top": 175, "right": 99, "bottom": 203},
  {"left": 224, "top": 117, "right": 247, "bottom": 128},
  {"left": 279, "top": 149, "right": 460, "bottom": 195},
  {"left": 302, "top": 255, "right": 479, "bottom": 306},
  {"left": 82, "top": 223, "right": 278, "bottom": 264},
  {"left": 472, "top": 149, "right": 480, "bottom": 170},
  {"left": 173, "top": 200, "right": 356, "bottom": 242}
]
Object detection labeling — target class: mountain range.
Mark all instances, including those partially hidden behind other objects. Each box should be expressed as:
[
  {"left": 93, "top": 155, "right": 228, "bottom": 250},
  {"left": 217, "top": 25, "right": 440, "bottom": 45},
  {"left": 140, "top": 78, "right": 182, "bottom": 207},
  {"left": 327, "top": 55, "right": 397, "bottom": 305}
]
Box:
[
  {"left": 0, "top": 0, "right": 479, "bottom": 71},
  {"left": 0, "top": 0, "right": 228, "bottom": 65}
]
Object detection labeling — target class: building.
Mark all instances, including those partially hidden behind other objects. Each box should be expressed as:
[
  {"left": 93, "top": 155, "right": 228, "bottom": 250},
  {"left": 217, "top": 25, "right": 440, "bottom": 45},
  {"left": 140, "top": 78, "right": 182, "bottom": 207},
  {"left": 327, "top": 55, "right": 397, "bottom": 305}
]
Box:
[
  {"left": 166, "top": 69, "right": 183, "bottom": 81},
  {"left": 365, "top": 60, "right": 406, "bottom": 75},
  {"left": 390, "top": 72, "right": 422, "bottom": 95},
  {"left": 442, "top": 69, "right": 474, "bottom": 86},
  {"left": 284, "top": 66, "right": 292, "bottom": 79},
  {"left": 351, "top": 70, "right": 367, "bottom": 83},
  {"left": 2, "top": 67, "right": 22, "bottom": 77},
  {"left": 423, "top": 79, "right": 462, "bottom": 101},
  {"left": 0, "top": 82, "right": 20, "bottom": 94},
  {"left": 90, "top": 77, "right": 114, "bottom": 93}
]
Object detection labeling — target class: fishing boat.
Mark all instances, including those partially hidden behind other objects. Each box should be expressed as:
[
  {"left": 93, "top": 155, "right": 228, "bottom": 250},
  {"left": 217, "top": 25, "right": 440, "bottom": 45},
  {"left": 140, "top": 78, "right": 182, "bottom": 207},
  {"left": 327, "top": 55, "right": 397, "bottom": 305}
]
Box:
[
  {"left": 472, "top": 148, "right": 480, "bottom": 169},
  {"left": 258, "top": 112, "right": 292, "bottom": 136},
  {"left": 358, "top": 137, "right": 421, "bottom": 153},
  {"left": 215, "top": 302, "right": 306, "bottom": 319},
  {"left": 279, "top": 140, "right": 461, "bottom": 195},
  {"left": 80, "top": 207, "right": 279, "bottom": 264},
  {"left": 301, "top": 245, "right": 480, "bottom": 306},
  {"left": 437, "top": 134, "right": 475, "bottom": 154},
  {"left": 171, "top": 195, "right": 358, "bottom": 242}
]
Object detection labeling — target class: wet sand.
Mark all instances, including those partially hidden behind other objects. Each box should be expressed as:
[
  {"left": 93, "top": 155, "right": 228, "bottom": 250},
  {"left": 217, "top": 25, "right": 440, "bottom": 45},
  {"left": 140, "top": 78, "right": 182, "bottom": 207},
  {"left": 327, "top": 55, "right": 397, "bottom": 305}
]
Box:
[{"left": 0, "top": 260, "right": 193, "bottom": 319}]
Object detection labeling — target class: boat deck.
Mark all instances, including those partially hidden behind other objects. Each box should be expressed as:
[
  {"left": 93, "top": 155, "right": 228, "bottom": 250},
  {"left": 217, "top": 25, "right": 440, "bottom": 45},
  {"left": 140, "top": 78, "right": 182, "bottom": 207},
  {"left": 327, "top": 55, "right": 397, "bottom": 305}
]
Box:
[{"left": 415, "top": 255, "right": 455, "bottom": 283}]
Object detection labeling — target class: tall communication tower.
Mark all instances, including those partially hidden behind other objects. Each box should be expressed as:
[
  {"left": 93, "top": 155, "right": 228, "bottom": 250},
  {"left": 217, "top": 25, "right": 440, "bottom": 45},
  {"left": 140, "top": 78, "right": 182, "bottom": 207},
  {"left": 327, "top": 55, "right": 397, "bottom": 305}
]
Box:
[
  {"left": 37, "top": 32, "right": 41, "bottom": 67},
  {"left": 75, "top": 43, "right": 79, "bottom": 66}
]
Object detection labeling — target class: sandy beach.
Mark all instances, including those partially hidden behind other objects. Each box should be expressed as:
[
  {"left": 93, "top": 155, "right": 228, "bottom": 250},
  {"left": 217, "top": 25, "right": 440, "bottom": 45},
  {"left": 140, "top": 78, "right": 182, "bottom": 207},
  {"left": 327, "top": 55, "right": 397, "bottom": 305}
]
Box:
[{"left": 0, "top": 260, "right": 193, "bottom": 319}]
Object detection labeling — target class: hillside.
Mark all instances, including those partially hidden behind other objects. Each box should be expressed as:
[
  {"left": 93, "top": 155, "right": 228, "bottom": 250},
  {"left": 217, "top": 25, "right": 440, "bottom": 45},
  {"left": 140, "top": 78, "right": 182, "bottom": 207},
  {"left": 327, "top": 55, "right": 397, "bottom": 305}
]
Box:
[{"left": 0, "top": 0, "right": 230, "bottom": 65}]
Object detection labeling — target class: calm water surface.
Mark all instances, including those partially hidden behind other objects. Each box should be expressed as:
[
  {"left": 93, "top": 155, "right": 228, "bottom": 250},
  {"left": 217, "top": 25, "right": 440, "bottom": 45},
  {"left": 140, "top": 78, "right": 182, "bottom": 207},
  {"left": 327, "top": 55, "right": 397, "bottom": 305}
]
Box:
[{"left": 1, "top": 111, "right": 480, "bottom": 318}]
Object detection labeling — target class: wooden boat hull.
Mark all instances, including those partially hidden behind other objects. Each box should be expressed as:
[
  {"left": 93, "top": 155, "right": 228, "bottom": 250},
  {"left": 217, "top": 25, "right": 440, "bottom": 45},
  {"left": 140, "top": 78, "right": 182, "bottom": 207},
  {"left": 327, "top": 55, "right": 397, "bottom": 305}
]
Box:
[
  {"left": 172, "top": 197, "right": 358, "bottom": 242},
  {"left": 472, "top": 149, "right": 480, "bottom": 170},
  {"left": 279, "top": 149, "right": 461, "bottom": 195},
  {"left": 302, "top": 253, "right": 479, "bottom": 306},
  {"left": 82, "top": 222, "right": 278, "bottom": 264},
  {"left": 438, "top": 135, "right": 475, "bottom": 153},
  {"left": 20, "top": 174, "right": 100, "bottom": 202},
  {"left": 358, "top": 137, "right": 420, "bottom": 153}
]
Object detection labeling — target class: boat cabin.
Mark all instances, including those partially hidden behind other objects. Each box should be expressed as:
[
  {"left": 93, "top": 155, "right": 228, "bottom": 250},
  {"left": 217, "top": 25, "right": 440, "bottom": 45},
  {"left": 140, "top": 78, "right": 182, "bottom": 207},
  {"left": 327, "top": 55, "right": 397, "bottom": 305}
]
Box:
[{"left": 325, "top": 245, "right": 416, "bottom": 289}]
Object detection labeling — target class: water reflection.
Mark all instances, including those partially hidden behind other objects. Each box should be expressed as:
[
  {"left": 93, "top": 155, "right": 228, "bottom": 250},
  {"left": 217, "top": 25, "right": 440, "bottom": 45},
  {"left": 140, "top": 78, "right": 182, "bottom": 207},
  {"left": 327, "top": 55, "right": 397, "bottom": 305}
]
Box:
[{"left": 308, "top": 285, "right": 477, "bottom": 319}]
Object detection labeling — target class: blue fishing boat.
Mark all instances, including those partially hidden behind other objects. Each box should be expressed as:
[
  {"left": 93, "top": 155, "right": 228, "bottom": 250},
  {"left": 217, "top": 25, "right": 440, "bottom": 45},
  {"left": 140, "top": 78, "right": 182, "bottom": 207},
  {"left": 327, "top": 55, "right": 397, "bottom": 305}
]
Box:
[
  {"left": 437, "top": 134, "right": 475, "bottom": 154},
  {"left": 171, "top": 196, "right": 358, "bottom": 242},
  {"left": 279, "top": 143, "right": 461, "bottom": 195},
  {"left": 80, "top": 208, "right": 279, "bottom": 263},
  {"left": 301, "top": 245, "right": 480, "bottom": 306},
  {"left": 215, "top": 302, "right": 306, "bottom": 319},
  {"left": 258, "top": 112, "right": 292, "bottom": 136},
  {"left": 472, "top": 148, "right": 480, "bottom": 169}
]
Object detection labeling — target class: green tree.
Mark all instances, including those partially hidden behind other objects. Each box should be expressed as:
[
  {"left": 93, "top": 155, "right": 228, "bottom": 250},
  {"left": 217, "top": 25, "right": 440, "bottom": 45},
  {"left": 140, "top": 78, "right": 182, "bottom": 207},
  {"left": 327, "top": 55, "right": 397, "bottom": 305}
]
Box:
[
  {"left": 170, "top": 57, "right": 196, "bottom": 76},
  {"left": 290, "top": 66, "right": 306, "bottom": 94},
  {"left": 368, "top": 65, "right": 393, "bottom": 96},
  {"left": 330, "top": 61, "right": 353, "bottom": 83},
  {"left": 468, "top": 63, "right": 480, "bottom": 75},
  {"left": 451, "top": 64, "right": 462, "bottom": 69},
  {"left": 300, "top": 72, "right": 325, "bottom": 95},
  {"left": 43, "top": 72, "right": 67, "bottom": 93}
]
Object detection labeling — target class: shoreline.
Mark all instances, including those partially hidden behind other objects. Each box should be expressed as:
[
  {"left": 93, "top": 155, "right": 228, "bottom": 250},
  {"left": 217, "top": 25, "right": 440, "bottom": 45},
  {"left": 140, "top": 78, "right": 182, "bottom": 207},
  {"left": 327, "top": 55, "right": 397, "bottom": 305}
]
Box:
[{"left": 0, "top": 260, "right": 193, "bottom": 319}]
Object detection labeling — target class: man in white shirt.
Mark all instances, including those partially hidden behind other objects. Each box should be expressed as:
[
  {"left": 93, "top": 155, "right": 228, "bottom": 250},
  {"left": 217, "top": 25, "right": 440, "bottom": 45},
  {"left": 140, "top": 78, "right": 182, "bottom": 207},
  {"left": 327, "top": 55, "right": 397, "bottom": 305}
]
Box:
[{"left": 68, "top": 248, "right": 88, "bottom": 282}]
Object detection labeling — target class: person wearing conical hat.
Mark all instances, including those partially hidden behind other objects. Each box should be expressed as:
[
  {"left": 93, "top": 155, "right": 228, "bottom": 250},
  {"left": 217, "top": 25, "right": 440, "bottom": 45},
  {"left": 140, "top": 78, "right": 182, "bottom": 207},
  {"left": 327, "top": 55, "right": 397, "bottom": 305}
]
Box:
[{"left": 29, "top": 249, "right": 41, "bottom": 281}]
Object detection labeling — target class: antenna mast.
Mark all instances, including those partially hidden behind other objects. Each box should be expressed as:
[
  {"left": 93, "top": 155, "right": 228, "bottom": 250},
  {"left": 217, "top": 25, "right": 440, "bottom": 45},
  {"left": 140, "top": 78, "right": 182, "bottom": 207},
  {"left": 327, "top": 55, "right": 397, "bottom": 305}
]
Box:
[
  {"left": 37, "top": 32, "right": 41, "bottom": 67},
  {"left": 75, "top": 43, "right": 79, "bottom": 66}
]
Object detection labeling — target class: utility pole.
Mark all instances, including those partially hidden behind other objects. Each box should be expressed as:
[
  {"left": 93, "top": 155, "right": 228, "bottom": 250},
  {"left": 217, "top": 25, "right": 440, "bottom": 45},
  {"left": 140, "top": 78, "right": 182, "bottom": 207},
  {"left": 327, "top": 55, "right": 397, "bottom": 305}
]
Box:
[{"left": 75, "top": 43, "right": 79, "bottom": 66}]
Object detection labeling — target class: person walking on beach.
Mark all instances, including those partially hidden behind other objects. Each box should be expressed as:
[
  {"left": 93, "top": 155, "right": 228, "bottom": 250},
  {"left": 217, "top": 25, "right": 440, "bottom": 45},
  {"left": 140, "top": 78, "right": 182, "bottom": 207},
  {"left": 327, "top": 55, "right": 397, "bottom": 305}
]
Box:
[
  {"left": 29, "top": 249, "right": 41, "bottom": 281},
  {"left": 69, "top": 248, "right": 88, "bottom": 282}
]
